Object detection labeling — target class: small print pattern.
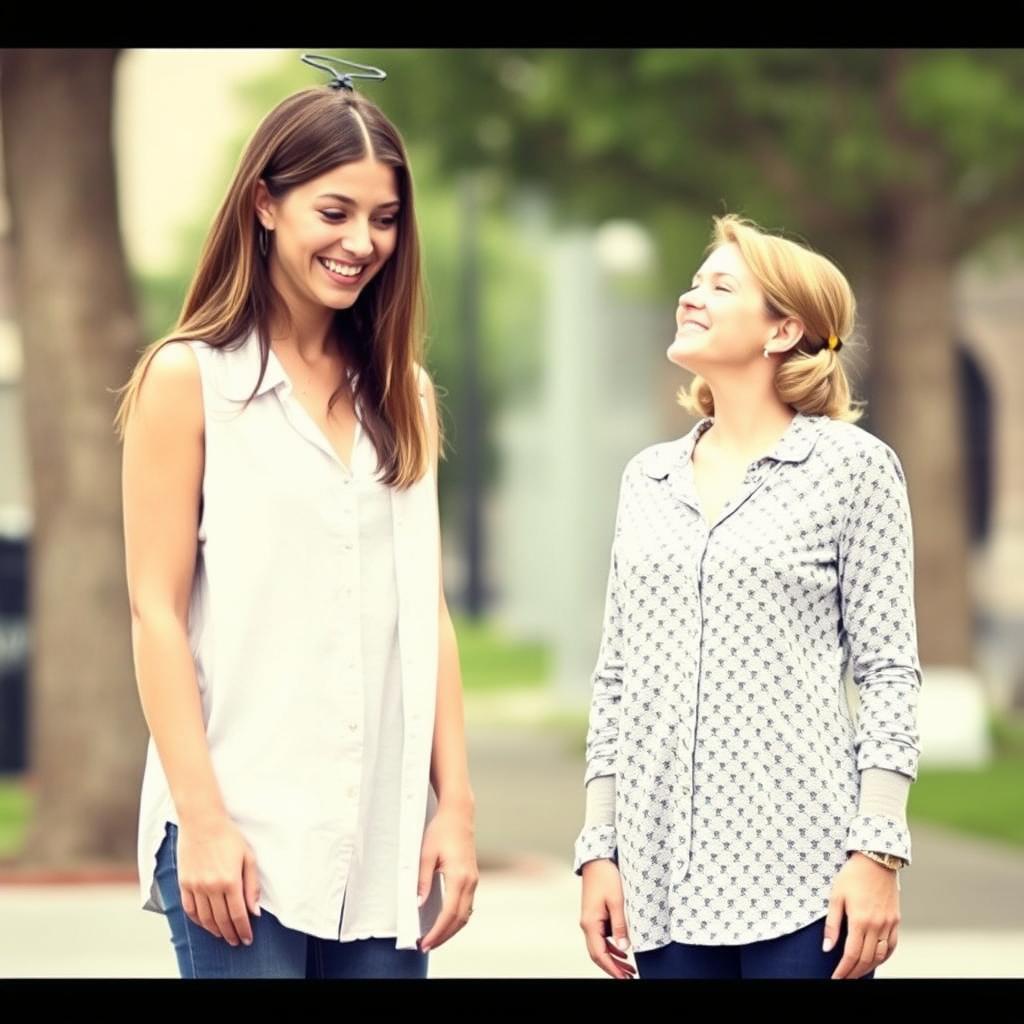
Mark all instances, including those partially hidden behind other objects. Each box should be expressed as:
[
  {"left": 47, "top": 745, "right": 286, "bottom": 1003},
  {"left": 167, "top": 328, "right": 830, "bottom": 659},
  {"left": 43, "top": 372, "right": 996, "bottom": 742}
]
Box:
[{"left": 573, "top": 411, "right": 923, "bottom": 951}]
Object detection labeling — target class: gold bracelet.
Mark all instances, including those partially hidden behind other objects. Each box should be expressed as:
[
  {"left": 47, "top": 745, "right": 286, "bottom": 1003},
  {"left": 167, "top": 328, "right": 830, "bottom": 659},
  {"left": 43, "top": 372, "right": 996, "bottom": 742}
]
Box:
[{"left": 857, "top": 850, "right": 906, "bottom": 871}]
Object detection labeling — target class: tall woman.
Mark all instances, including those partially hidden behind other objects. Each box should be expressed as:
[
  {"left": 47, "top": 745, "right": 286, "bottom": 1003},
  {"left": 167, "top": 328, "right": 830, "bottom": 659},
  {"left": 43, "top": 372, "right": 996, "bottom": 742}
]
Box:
[{"left": 115, "top": 64, "right": 478, "bottom": 979}]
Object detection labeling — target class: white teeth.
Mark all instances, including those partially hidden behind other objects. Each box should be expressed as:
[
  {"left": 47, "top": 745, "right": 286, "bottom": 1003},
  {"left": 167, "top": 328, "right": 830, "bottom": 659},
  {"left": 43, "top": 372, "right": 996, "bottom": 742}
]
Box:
[{"left": 320, "top": 257, "right": 363, "bottom": 277}]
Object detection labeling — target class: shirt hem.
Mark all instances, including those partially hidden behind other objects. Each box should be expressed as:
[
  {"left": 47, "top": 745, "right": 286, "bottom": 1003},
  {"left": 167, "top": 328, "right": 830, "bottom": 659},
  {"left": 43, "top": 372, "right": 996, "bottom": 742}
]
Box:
[{"left": 630, "top": 897, "right": 833, "bottom": 952}]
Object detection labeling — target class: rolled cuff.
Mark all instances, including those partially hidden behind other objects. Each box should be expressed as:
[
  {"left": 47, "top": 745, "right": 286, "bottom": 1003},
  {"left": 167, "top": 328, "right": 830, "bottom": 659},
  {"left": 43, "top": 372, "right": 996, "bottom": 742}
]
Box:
[
  {"left": 572, "top": 824, "right": 618, "bottom": 876},
  {"left": 855, "top": 735, "right": 921, "bottom": 781},
  {"left": 845, "top": 813, "right": 913, "bottom": 866}
]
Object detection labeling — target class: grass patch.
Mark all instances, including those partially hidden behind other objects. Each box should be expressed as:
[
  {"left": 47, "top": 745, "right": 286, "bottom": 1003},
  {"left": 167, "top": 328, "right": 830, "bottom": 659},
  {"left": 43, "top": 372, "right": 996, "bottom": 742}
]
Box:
[
  {"left": 450, "top": 612, "right": 550, "bottom": 692},
  {"left": 0, "top": 777, "right": 31, "bottom": 859},
  {"left": 910, "top": 759, "right": 1024, "bottom": 846},
  {"left": 908, "top": 709, "right": 1024, "bottom": 847}
]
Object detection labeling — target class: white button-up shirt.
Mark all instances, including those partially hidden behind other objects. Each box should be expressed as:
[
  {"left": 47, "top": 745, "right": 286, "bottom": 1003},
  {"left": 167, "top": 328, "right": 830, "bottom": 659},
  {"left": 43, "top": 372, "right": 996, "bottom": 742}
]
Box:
[
  {"left": 136, "top": 327, "right": 444, "bottom": 949},
  {"left": 573, "top": 410, "right": 923, "bottom": 950}
]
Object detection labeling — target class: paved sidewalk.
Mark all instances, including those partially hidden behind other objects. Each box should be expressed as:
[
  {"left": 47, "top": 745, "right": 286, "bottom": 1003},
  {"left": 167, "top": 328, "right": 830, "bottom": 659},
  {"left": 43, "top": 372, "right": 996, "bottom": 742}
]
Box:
[{"left": 1, "top": 865, "right": 1022, "bottom": 977}]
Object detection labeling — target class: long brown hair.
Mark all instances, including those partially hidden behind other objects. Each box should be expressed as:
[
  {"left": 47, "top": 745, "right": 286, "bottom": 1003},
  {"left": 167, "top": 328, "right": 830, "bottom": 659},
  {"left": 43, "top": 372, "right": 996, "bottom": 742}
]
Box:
[{"left": 113, "top": 85, "right": 438, "bottom": 488}]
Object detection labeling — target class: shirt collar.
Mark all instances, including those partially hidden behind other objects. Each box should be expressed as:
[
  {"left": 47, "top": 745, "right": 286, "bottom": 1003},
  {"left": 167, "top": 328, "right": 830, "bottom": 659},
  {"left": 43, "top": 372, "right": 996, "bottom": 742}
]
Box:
[
  {"left": 215, "top": 325, "right": 290, "bottom": 401},
  {"left": 214, "top": 326, "right": 359, "bottom": 401},
  {"left": 642, "top": 409, "right": 822, "bottom": 480}
]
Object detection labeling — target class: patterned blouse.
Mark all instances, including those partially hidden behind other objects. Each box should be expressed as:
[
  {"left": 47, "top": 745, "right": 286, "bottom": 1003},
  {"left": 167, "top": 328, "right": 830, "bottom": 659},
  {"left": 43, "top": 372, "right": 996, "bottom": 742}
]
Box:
[{"left": 573, "top": 410, "right": 923, "bottom": 950}]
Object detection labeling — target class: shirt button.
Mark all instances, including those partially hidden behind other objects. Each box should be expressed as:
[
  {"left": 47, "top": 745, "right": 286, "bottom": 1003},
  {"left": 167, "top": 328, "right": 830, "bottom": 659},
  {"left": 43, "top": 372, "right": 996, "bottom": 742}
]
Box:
[
  {"left": 344, "top": 542, "right": 354, "bottom": 551},
  {"left": 348, "top": 722, "right": 358, "bottom": 732},
  {"left": 347, "top": 786, "right": 357, "bottom": 798}
]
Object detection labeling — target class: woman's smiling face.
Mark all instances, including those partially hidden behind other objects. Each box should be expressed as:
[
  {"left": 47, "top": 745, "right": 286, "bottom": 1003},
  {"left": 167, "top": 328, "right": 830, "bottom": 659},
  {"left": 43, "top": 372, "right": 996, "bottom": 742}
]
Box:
[
  {"left": 668, "top": 242, "right": 784, "bottom": 370},
  {"left": 255, "top": 157, "right": 400, "bottom": 316}
]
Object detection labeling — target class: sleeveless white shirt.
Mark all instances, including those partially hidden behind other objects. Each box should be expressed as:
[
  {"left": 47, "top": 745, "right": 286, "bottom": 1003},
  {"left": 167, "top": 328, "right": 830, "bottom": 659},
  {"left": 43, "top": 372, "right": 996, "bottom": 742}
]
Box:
[{"left": 135, "top": 326, "right": 444, "bottom": 949}]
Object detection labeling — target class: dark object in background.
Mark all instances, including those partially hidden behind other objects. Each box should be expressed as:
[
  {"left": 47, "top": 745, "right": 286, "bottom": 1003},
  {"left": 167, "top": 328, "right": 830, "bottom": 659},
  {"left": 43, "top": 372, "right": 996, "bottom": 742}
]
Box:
[
  {"left": 0, "top": 532, "right": 28, "bottom": 774},
  {"left": 958, "top": 342, "right": 992, "bottom": 547}
]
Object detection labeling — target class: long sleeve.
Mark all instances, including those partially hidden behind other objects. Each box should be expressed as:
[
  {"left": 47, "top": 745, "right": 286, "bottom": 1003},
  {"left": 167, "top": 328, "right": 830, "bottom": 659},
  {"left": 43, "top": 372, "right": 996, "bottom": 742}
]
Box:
[
  {"left": 573, "top": 469, "right": 629, "bottom": 876},
  {"left": 838, "top": 441, "right": 923, "bottom": 865}
]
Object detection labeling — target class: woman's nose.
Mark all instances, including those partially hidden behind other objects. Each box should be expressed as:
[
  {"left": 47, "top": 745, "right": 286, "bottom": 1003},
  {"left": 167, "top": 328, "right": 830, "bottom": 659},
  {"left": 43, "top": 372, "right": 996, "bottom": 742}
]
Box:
[{"left": 342, "top": 223, "right": 374, "bottom": 258}]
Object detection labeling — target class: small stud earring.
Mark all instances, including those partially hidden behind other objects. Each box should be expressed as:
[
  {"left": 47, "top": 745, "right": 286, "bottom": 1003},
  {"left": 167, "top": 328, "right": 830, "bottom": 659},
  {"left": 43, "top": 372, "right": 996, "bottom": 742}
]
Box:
[{"left": 763, "top": 348, "right": 770, "bottom": 358}]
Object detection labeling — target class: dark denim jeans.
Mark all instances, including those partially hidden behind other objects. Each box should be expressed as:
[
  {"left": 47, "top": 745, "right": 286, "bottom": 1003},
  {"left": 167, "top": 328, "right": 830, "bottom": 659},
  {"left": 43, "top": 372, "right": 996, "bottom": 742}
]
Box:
[
  {"left": 154, "top": 821, "right": 429, "bottom": 979},
  {"left": 633, "top": 914, "right": 878, "bottom": 979}
]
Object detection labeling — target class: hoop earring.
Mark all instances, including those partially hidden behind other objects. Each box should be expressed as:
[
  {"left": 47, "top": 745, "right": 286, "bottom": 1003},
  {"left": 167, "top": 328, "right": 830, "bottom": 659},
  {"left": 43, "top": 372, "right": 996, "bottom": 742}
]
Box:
[{"left": 258, "top": 225, "right": 269, "bottom": 258}]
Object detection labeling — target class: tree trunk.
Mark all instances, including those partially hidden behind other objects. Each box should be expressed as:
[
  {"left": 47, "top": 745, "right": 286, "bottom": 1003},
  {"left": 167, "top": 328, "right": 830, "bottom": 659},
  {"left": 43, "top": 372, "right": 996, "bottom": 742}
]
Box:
[
  {"left": 1, "top": 49, "right": 146, "bottom": 865},
  {"left": 869, "top": 191, "right": 974, "bottom": 669}
]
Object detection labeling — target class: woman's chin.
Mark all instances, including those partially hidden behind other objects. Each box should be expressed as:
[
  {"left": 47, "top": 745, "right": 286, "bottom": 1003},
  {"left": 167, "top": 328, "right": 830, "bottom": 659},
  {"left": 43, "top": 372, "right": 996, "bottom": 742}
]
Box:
[
  {"left": 315, "top": 285, "right": 361, "bottom": 310},
  {"left": 667, "top": 334, "right": 709, "bottom": 368}
]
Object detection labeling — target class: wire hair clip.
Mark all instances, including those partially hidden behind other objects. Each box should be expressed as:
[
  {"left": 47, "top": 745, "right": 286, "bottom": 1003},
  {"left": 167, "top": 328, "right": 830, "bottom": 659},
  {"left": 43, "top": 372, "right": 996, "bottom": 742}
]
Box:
[{"left": 300, "top": 54, "right": 387, "bottom": 92}]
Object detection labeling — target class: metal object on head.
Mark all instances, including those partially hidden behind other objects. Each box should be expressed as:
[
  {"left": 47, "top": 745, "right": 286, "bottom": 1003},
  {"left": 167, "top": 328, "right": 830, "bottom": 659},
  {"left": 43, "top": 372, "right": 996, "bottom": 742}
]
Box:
[{"left": 300, "top": 54, "right": 387, "bottom": 92}]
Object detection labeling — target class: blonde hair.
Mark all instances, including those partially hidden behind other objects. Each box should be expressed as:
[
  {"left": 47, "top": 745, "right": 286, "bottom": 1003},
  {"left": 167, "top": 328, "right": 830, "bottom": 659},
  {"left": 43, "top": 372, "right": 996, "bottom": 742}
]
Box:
[{"left": 676, "top": 213, "right": 866, "bottom": 423}]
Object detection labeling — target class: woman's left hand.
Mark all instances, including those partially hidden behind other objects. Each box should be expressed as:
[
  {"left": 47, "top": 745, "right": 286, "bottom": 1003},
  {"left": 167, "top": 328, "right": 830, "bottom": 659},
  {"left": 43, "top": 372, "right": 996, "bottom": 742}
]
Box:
[
  {"left": 824, "top": 852, "right": 901, "bottom": 979},
  {"left": 417, "top": 801, "right": 479, "bottom": 953}
]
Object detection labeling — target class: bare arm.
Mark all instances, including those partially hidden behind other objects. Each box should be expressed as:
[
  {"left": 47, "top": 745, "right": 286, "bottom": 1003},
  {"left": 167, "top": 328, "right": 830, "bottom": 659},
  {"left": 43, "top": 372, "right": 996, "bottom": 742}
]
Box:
[
  {"left": 418, "top": 367, "right": 473, "bottom": 813},
  {"left": 432, "top": 608, "right": 474, "bottom": 810},
  {"left": 122, "top": 341, "right": 227, "bottom": 829},
  {"left": 123, "top": 340, "right": 260, "bottom": 946},
  {"left": 416, "top": 365, "right": 478, "bottom": 954}
]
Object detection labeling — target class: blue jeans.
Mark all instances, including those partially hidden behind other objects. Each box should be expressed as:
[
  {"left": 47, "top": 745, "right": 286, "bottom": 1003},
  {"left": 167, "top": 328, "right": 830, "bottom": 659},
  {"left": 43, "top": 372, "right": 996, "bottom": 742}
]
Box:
[
  {"left": 633, "top": 915, "right": 877, "bottom": 979},
  {"left": 154, "top": 821, "right": 429, "bottom": 979}
]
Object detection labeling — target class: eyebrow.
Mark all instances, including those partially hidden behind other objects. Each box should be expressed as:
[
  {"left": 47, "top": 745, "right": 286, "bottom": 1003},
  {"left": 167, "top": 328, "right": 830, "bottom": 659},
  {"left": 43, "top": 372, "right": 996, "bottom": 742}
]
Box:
[
  {"left": 317, "top": 193, "right": 401, "bottom": 209},
  {"left": 692, "top": 270, "right": 739, "bottom": 284}
]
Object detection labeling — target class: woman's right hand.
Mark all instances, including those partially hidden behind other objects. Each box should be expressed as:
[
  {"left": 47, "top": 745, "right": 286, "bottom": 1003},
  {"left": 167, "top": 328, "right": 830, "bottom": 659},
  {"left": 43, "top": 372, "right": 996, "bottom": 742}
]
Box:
[
  {"left": 580, "top": 859, "right": 636, "bottom": 979},
  {"left": 175, "top": 815, "right": 262, "bottom": 946}
]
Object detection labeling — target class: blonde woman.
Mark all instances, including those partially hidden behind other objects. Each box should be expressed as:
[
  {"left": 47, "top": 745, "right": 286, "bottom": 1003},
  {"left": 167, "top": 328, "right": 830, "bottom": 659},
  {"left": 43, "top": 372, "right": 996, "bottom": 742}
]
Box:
[
  {"left": 575, "top": 214, "right": 921, "bottom": 980},
  {"left": 115, "top": 61, "right": 477, "bottom": 979}
]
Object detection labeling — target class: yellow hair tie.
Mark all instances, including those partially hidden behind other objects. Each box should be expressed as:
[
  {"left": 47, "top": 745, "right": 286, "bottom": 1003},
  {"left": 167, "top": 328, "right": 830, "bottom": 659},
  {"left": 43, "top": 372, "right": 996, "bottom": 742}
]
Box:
[{"left": 827, "top": 334, "right": 842, "bottom": 352}]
